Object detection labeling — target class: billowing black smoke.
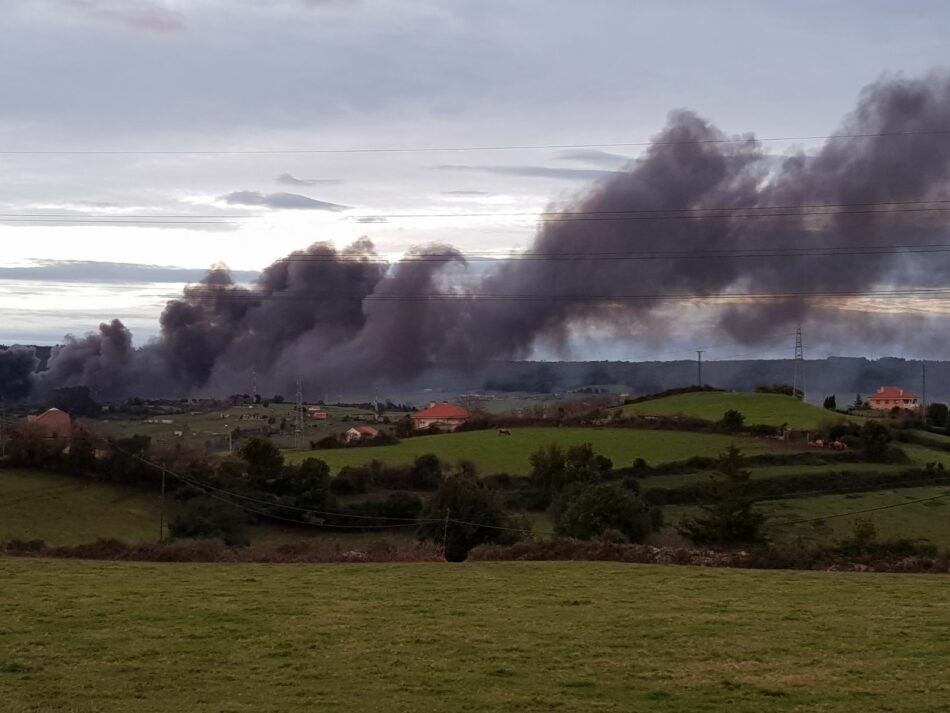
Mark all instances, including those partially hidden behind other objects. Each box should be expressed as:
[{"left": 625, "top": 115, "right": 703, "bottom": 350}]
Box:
[
  {"left": 0, "top": 347, "right": 38, "bottom": 401},
  {"left": 12, "top": 71, "right": 950, "bottom": 400}
]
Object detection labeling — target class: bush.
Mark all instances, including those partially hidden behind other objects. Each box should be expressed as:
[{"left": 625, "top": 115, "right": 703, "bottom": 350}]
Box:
[
  {"left": 169, "top": 497, "right": 249, "bottom": 547},
  {"left": 720, "top": 410, "right": 745, "bottom": 433},
  {"left": 861, "top": 421, "right": 892, "bottom": 461},
  {"left": 550, "top": 481, "right": 657, "bottom": 543}
]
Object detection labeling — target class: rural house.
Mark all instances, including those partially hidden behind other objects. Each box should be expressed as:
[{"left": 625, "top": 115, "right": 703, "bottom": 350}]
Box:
[
  {"left": 868, "top": 386, "right": 919, "bottom": 410},
  {"left": 344, "top": 425, "right": 379, "bottom": 443},
  {"left": 25, "top": 407, "right": 72, "bottom": 438},
  {"left": 308, "top": 408, "right": 328, "bottom": 420},
  {"left": 411, "top": 402, "right": 470, "bottom": 431}
]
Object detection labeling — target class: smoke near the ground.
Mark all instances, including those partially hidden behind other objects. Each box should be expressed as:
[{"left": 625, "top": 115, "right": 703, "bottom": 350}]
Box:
[{"left": 9, "top": 71, "right": 950, "bottom": 400}]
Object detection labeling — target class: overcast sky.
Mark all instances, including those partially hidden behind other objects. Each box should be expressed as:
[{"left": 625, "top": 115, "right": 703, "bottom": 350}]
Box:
[{"left": 3, "top": 0, "right": 950, "bottom": 357}]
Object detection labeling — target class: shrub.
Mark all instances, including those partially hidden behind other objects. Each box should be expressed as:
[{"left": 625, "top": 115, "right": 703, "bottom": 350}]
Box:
[
  {"left": 720, "top": 410, "right": 745, "bottom": 433},
  {"left": 823, "top": 394, "right": 837, "bottom": 410},
  {"left": 169, "top": 497, "right": 249, "bottom": 547},
  {"left": 550, "top": 481, "right": 657, "bottom": 543},
  {"left": 861, "top": 421, "right": 892, "bottom": 461}
]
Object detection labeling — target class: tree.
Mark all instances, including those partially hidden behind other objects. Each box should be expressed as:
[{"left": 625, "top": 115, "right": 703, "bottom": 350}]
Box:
[
  {"left": 823, "top": 394, "right": 837, "bottom": 410},
  {"left": 678, "top": 445, "right": 766, "bottom": 545},
  {"left": 720, "top": 410, "right": 745, "bottom": 433},
  {"left": 529, "top": 442, "right": 612, "bottom": 504},
  {"left": 860, "top": 420, "right": 892, "bottom": 461},
  {"left": 65, "top": 427, "right": 97, "bottom": 474},
  {"left": 926, "top": 402, "right": 949, "bottom": 429},
  {"left": 852, "top": 393, "right": 865, "bottom": 410},
  {"left": 550, "top": 481, "right": 657, "bottom": 543},
  {"left": 417, "top": 471, "right": 523, "bottom": 561},
  {"left": 239, "top": 437, "right": 284, "bottom": 484}
]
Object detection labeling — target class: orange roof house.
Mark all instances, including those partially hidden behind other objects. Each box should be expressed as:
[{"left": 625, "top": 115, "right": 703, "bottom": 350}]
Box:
[
  {"left": 410, "top": 403, "right": 470, "bottom": 431},
  {"left": 868, "top": 386, "right": 919, "bottom": 410},
  {"left": 344, "top": 425, "right": 379, "bottom": 443},
  {"left": 26, "top": 408, "right": 72, "bottom": 438}
]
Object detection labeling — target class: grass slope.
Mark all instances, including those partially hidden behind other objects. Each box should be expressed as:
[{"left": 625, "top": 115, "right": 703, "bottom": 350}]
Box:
[
  {"left": 762, "top": 485, "right": 950, "bottom": 546},
  {"left": 0, "top": 469, "right": 388, "bottom": 547},
  {"left": 3, "top": 559, "right": 950, "bottom": 712},
  {"left": 287, "top": 427, "right": 779, "bottom": 474},
  {"left": 618, "top": 391, "right": 850, "bottom": 430},
  {"left": 0, "top": 469, "right": 168, "bottom": 546}
]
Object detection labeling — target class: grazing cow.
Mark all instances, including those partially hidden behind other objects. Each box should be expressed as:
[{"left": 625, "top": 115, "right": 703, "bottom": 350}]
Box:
[
  {"left": 830, "top": 440, "right": 848, "bottom": 450},
  {"left": 498, "top": 428, "right": 512, "bottom": 436},
  {"left": 812, "top": 439, "right": 825, "bottom": 448}
]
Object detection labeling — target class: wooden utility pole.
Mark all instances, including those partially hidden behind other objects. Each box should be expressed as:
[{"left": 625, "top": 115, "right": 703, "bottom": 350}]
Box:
[
  {"left": 158, "top": 469, "right": 167, "bottom": 542},
  {"left": 696, "top": 350, "right": 704, "bottom": 386}
]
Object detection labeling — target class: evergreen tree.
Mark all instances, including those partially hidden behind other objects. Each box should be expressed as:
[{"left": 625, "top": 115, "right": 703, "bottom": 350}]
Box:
[{"left": 678, "top": 445, "right": 766, "bottom": 545}]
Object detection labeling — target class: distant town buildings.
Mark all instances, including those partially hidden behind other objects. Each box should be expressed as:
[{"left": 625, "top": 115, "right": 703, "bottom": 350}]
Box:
[
  {"left": 411, "top": 402, "right": 470, "bottom": 431},
  {"left": 868, "top": 386, "right": 919, "bottom": 410},
  {"left": 26, "top": 408, "right": 72, "bottom": 438}
]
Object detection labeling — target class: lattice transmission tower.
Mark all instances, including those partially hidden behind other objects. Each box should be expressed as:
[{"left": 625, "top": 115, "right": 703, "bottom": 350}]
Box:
[
  {"left": 294, "top": 379, "right": 305, "bottom": 450},
  {"left": 792, "top": 327, "right": 806, "bottom": 401}
]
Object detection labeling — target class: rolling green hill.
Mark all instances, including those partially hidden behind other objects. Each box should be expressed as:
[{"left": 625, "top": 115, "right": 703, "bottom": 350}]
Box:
[
  {"left": 617, "top": 391, "right": 855, "bottom": 430},
  {"left": 286, "top": 427, "right": 783, "bottom": 474},
  {"left": 3, "top": 559, "right": 950, "bottom": 712}
]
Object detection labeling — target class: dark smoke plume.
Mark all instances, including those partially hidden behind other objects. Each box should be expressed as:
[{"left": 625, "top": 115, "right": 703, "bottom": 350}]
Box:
[{"left": 10, "top": 71, "right": 950, "bottom": 400}]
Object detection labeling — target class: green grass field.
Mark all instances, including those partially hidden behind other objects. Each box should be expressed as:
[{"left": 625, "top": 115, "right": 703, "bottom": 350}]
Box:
[
  {"left": 2, "top": 559, "right": 949, "bottom": 712},
  {"left": 617, "top": 391, "right": 854, "bottom": 430},
  {"left": 286, "top": 427, "right": 781, "bottom": 474}
]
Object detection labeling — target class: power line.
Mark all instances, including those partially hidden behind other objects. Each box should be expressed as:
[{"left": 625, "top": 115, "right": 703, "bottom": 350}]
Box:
[
  {"left": 7, "top": 201, "right": 950, "bottom": 227},
  {"left": 266, "top": 243, "right": 950, "bottom": 264},
  {"left": 174, "top": 286, "right": 950, "bottom": 303},
  {"left": 347, "top": 198, "right": 950, "bottom": 221},
  {"left": 2, "top": 197, "right": 950, "bottom": 223},
  {"left": 2, "top": 128, "right": 949, "bottom": 156},
  {"left": 780, "top": 487, "right": 950, "bottom": 526}
]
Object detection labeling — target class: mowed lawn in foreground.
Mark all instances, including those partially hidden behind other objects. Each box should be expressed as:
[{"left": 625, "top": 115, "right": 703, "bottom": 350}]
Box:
[
  {"left": 617, "top": 391, "right": 854, "bottom": 430},
  {"left": 286, "top": 427, "right": 781, "bottom": 474},
  {"left": 3, "top": 559, "right": 950, "bottom": 712}
]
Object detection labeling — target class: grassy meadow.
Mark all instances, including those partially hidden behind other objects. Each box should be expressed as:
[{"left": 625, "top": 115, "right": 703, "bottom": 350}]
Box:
[
  {"left": 2, "top": 559, "right": 950, "bottom": 712},
  {"left": 285, "top": 427, "right": 782, "bottom": 474},
  {"left": 617, "top": 391, "right": 853, "bottom": 430}
]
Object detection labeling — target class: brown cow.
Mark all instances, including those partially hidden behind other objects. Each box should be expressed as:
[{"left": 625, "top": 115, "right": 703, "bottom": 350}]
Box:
[{"left": 498, "top": 428, "right": 512, "bottom": 436}]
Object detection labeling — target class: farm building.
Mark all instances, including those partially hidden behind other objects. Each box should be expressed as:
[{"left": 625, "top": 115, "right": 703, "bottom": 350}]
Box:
[
  {"left": 868, "top": 386, "right": 919, "bottom": 410},
  {"left": 26, "top": 408, "right": 72, "bottom": 438},
  {"left": 344, "top": 426, "right": 379, "bottom": 443},
  {"left": 308, "top": 408, "right": 328, "bottom": 420},
  {"left": 411, "top": 402, "right": 470, "bottom": 431}
]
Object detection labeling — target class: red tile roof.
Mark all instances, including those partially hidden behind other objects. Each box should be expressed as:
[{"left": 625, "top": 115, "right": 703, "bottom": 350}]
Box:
[
  {"left": 412, "top": 403, "right": 470, "bottom": 419},
  {"left": 353, "top": 426, "right": 379, "bottom": 436},
  {"left": 870, "top": 386, "right": 918, "bottom": 400}
]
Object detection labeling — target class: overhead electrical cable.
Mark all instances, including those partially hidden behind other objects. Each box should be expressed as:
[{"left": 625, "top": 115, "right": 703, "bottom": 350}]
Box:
[{"left": 2, "top": 127, "right": 949, "bottom": 156}]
